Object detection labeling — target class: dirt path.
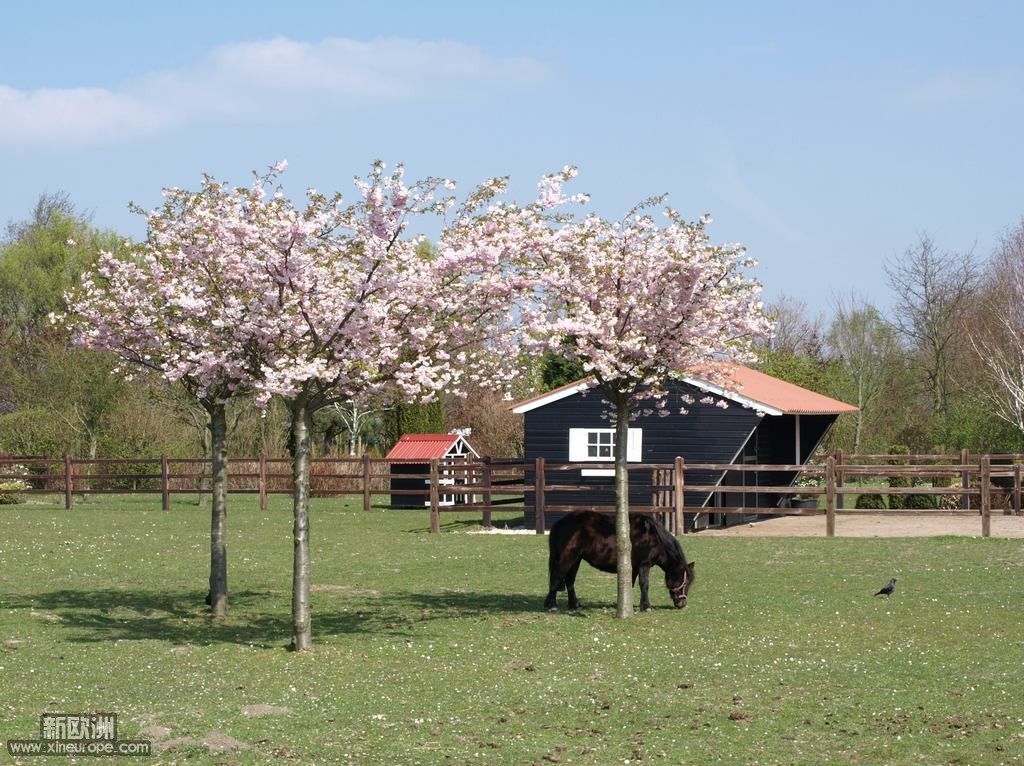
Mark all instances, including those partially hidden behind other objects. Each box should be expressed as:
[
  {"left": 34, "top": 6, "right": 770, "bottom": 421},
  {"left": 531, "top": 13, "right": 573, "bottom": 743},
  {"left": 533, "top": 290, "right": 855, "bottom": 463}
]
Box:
[{"left": 695, "top": 512, "right": 1024, "bottom": 538}]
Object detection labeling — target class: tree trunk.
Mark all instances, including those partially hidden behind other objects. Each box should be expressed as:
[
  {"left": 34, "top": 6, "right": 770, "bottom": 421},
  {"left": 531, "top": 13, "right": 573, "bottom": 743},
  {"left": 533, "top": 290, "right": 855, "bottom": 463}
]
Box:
[
  {"left": 290, "top": 395, "right": 314, "bottom": 651},
  {"left": 349, "top": 403, "right": 359, "bottom": 456},
  {"left": 854, "top": 380, "right": 864, "bottom": 455},
  {"left": 613, "top": 395, "right": 634, "bottom": 619},
  {"left": 80, "top": 432, "right": 99, "bottom": 502},
  {"left": 198, "top": 420, "right": 212, "bottom": 508},
  {"left": 208, "top": 402, "right": 229, "bottom": 617}
]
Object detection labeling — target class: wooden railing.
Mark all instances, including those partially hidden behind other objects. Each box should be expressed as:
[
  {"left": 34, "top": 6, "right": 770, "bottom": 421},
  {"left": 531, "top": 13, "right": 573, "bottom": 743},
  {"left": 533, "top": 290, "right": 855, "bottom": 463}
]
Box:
[
  {"left": 0, "top": 454, "right": 463, "bottom": 512},
  {"left": 1, "top": 452, "right": 1020, "bottom": 537}
]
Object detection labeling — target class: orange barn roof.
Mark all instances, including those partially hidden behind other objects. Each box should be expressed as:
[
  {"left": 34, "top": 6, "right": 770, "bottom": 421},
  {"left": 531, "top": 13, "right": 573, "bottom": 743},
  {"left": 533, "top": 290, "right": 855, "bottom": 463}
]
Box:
[
  {"left": 700, "top": 364, "right": 859, "bottom": 415},
  {"left": 511, "top": 363, "right": 858, "bottom": 416}
]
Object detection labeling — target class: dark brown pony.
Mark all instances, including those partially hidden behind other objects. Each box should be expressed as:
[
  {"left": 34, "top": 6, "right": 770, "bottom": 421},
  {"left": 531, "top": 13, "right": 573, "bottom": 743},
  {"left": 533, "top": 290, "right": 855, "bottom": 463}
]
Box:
[{"left": 544, "top": 511, "right": 695, "bottom": 612}]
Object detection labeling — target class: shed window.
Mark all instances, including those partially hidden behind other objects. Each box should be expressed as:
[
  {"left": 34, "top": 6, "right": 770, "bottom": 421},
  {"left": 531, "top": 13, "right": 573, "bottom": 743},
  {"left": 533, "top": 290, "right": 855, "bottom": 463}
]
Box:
[
  {"left": 587, "top": 431, "right": 614, "bottom": 458},
  {"left": 569, "top": 428, "right": 642, "bottom": 462}
]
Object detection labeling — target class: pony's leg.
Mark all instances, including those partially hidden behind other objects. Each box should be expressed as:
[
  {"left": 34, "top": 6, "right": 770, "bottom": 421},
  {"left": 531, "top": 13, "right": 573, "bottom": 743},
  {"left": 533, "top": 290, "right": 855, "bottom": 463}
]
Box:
[
  {"left": 638, "top": 565, "right": 653, "bottom": 612},
  {"left": 544, "top": 580, "right": 562, "bottom": 611},
  {"left": 545, "top": 558, "right": 567, "bottom": 611},
  {"left": 565, "top": 558, "right": 584, "bottom": 610},
  {"left": 545, "top": 536, "right": 569, "bottom": 611},
  {"left": 544, "top": 571, "right": 563, "bottom": 611}
]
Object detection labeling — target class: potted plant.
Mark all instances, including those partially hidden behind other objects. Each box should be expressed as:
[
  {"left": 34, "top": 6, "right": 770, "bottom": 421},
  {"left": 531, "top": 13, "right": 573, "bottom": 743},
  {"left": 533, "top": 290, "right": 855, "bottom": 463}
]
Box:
[{"left": 790, "top": 475, "right": 820, "bottom": 509}]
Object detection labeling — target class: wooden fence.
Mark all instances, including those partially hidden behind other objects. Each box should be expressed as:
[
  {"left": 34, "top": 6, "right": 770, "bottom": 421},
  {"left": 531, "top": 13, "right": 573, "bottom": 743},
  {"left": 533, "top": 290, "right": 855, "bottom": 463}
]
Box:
[{"left": 1, "top": 451, "right": 1020, "bottom": 537}]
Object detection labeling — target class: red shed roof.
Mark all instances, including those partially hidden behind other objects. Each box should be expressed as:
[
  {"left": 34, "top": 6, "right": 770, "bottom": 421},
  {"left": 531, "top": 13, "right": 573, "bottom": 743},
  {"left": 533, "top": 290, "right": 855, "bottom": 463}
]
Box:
[
  {"left": 386, "top": 434, "right": 478, "bottom": 463},
  {"left": 510, "top": 363, "right": 858, "bottom": 416}
]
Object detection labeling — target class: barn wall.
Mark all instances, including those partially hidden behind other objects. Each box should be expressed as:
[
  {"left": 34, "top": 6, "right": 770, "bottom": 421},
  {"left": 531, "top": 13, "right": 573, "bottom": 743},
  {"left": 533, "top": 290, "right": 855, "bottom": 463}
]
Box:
[
  {"left": 522, "top": 381, "right": 844, "bottom": 529},
  {"left": 523, "top": 381, "right": 762, "bottom": 524},
  {"left": 389, "top": 464, "right": 430, "bottom": 508}
]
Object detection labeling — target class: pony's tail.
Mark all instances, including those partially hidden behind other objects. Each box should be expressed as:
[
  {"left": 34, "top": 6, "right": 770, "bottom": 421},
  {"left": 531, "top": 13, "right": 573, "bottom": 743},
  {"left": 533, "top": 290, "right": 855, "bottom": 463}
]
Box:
[{"left": 548, "top": 530, "right": 565, "bottom": 592}]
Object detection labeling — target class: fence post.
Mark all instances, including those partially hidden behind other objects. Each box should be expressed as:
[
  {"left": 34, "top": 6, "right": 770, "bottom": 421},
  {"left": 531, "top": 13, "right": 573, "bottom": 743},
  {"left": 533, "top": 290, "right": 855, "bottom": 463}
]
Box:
[
  {"left": 1014, "top": 463, "right": 1021, "bottom": 517},
  {"left": 825, "top": 455, "right": 836, "bottom": 537},
  {"left": 482, "top": 457, "right": 493, "bottom": 529},
  {"left": 161, "top": 454, "right": 170, "bottom": 511},
  {"left": 429, "top": 459, "right": 441, "bottom": 534},
  {"left": 961, "top": 448, "right": 971, "bottom": 510},
  {"left": 534, "top": 457, "right": 546, "bottom": 534},
  {"left": 674, "top": 457, "right": 685, "bottom": 534},
  {"left": 835, "top": 448, "right": 845, "bottom": 510},
  {"left": 981, "top": 456, "right": 991, "bottom": 537},
  {"left": 64, "top": 454, "right": 73, "bottom": 510},
  {"left": 650, "top": 468, "right": 659, "bottom": 522},
  {"left": 258, "top": 452, "right": 267, "bottom": 512},
  {"left": 362, "top": 454, "right": 372, "bottom": 512}
]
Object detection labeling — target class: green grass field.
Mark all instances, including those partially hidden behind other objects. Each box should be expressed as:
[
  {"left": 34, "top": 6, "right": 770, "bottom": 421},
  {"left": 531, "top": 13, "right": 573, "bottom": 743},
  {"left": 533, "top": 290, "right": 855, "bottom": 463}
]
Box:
[{"left": 1, "top": 495, "right": 1023, "bottom": 765}]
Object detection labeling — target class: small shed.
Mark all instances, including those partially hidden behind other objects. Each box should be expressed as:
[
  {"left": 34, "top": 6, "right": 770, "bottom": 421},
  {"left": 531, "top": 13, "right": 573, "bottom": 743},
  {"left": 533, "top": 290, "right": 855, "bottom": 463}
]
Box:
[
  {"left": 386, "top": 433, "right": 479, "bottom": 508},
  {"left": 510, "top": 364, "right": 858, "bottom": 530}
]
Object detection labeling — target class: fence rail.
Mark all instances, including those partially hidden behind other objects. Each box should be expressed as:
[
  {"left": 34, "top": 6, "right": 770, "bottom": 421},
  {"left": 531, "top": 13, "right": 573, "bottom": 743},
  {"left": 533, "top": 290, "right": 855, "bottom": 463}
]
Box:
[{"left": 1, "top": 451, "right": 1020, "bottom": 537}]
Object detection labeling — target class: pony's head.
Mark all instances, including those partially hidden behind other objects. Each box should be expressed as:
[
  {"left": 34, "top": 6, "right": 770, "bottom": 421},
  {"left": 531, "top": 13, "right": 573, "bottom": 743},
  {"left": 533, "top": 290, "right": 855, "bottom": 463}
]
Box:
[
  {"left": 654, "top": 522, "right": 694, "bottom": 608},
  {"left": 665, "top": 560, "right": 695, "bottom": 608}
]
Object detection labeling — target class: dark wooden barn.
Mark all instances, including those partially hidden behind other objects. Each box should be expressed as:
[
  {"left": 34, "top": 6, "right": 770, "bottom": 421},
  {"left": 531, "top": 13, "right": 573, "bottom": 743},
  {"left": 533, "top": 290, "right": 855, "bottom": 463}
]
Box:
[
  {"left": 511, "top": 364, "right": 858, "bottom": 530},
  {"left": 386, "top": 433, "right": 479, "bottom": 508}
]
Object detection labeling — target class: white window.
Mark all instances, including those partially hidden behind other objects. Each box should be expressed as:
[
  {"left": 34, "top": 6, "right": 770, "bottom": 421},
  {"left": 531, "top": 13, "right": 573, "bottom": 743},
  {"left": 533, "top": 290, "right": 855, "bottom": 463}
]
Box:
[
  {"left": 569, "top": 428, "right": 642, "bottom": 474},
  {"left": 587, "top": 431, "right": 614, "bottom": 458}
]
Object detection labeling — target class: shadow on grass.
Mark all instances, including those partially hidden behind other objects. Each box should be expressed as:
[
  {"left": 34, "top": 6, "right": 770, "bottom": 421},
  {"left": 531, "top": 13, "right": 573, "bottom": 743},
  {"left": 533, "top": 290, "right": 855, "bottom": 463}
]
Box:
[
  {"left": 404, "top": 515, "right": 530, "bottom": 534},
  {"left": 4, "top": 587, "right": 545, "bottom": 648}
]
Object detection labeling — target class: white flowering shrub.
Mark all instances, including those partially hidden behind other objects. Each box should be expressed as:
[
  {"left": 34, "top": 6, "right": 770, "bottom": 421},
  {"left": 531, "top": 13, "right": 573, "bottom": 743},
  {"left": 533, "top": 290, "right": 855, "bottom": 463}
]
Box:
[{"left": 0, "top": 463, "right": 29, "bottom": 504}]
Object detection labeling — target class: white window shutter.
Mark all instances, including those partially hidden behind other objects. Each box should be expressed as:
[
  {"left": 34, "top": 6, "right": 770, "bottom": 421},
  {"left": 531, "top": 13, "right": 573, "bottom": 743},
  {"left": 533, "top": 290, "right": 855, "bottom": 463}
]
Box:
[
  {"left": 568, "top": 429, "right": 588, "bottom": 461},
  {"left": 627, "top": 428, "right": 643, "bottom": 461}
]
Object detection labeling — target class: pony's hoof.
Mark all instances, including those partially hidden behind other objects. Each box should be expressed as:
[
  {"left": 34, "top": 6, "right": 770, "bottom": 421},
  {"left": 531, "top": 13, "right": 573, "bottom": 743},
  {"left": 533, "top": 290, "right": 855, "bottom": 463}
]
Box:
[
  {"left": 641, "top": 605, "right": 653, "bottom": 613},
  {"left": 545, "top": 605, "right": 558, "bottom": 612}
]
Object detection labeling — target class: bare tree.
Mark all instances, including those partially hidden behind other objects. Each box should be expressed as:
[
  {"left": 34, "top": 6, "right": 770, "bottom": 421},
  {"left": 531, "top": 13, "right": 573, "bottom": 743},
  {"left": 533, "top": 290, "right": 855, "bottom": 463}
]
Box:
[
  {"left": 445, "top": 386, "right": 524, "bottom": 458},
  {"left": 761, "top": 294, "right": 824, "bottom": 356},
  {"left": 329, "top": 399, "right": 391, "bottom": 456},
  {"left": 4, "top": 191, "right": 81, "bottom": 242},
  {"left": 965, "top": 219, "right": 1024, "bottom": 433},
  {"left": 827, "top": 295, "right": 900, "bottom": 453},
  {"left": 885, "top": 233, "right": 976, "bottom": 418}
]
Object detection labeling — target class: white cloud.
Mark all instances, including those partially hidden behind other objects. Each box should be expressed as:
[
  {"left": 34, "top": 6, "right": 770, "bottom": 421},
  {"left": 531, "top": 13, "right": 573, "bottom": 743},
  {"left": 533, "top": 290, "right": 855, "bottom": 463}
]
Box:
[
  {"left": 204, "top": 37, "right": 547, "bottom": 98},
  {"left": 0, "top": 36, "right": 549, "bottom": 146},
  {"left": 0, "top": 85, "right": 163, "bottom": 145}
]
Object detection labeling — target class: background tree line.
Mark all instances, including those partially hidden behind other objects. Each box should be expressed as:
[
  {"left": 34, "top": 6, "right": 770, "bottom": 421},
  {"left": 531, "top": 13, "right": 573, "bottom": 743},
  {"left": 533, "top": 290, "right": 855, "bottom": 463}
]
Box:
[
  {"left": 3, "top": 193, "right": 1024, "bottom": 461},
  {"left": 760, "top": 227, "right": 1024, "bottom": 455}
]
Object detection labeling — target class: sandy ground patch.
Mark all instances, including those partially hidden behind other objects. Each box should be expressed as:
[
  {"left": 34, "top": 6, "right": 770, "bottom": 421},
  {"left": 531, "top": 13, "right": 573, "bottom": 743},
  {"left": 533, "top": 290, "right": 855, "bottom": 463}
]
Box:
[
  {"left": 694, "top": 511, "right": 1024, "bottom": 538},
  {"left": 468, "top": 526, "right": 538, "bottom": 535}
]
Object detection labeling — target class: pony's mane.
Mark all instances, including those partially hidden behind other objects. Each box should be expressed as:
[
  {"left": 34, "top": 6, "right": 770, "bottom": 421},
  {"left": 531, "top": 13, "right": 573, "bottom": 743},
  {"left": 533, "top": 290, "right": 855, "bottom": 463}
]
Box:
[{"left": 649, "top": 517, "right": 689, "bottom": 572}]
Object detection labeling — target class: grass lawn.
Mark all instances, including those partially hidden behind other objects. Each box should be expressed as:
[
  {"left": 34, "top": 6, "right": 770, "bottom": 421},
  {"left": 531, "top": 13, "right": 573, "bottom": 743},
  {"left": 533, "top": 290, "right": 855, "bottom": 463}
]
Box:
[{"left": 1, "top": 495, "right": 1023, "bottom": 765}]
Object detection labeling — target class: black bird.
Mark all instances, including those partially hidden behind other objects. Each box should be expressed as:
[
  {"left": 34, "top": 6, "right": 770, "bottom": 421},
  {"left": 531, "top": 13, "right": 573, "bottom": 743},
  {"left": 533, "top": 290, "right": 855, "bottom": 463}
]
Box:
[{"left": 874, "top": 578, "right": 896, "bottom": 596}]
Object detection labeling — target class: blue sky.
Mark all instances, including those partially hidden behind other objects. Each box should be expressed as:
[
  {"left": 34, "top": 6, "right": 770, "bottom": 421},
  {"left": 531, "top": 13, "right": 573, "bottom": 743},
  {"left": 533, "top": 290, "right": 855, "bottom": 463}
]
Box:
[{"left": 2, "top": 1, "right": 1022, "bottom": 318}]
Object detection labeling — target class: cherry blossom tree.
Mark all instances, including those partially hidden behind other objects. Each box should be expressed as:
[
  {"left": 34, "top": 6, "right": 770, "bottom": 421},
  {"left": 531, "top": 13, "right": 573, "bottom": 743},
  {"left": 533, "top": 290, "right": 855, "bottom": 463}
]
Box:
[
  {"left": 242, "top": 162, "right": 523, "bottom": 651},
  {"left": 60, "top": 170, "right": 279, "bottom": 617},
  {"left": 498, "top": 170, "right": 772, "bottom": 617},
  {"left": 66, "top": 159, "right": 524, "bottom": 650}
]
